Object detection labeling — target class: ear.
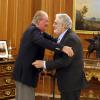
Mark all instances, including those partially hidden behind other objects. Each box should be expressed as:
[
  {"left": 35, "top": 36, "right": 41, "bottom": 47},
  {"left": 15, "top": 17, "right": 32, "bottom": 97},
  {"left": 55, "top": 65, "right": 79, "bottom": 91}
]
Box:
[
  {"left": 37, "top": 20, "right": 41, "bottom": 25},
  {"left": 62, "top": 23, "right": 66, "bottom": 29}
]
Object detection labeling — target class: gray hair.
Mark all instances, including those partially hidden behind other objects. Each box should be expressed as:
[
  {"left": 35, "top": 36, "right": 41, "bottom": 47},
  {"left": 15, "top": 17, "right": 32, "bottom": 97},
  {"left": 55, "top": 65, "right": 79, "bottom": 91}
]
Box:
[
  {"left": 56, "top": 13, "right": 72, "bottom": 29},
  {"left": 32, "top": 10, "right": 48, "bottom": 25}
]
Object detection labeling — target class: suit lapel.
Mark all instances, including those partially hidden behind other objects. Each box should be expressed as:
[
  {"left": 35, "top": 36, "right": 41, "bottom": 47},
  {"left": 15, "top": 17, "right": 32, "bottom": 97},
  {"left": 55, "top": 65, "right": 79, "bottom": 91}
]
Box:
[
  {"left": 54, "top": 29, "right": 72, "bottom": 59},
  {"left": 59, "top": 28, "right": 71, "bottom": 44}
]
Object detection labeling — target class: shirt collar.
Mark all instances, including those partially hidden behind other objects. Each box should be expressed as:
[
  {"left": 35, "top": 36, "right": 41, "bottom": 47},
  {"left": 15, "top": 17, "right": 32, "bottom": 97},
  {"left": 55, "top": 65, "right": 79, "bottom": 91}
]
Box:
[{"left": 57, "top": 29, "right": 68, "bottom": 43}]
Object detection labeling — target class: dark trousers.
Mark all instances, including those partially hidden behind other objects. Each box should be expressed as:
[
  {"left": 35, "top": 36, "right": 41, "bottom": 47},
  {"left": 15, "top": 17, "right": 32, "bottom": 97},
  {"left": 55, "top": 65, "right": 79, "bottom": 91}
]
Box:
[{"left": 61, "top": 90, "right": 81, "bottom": 100}]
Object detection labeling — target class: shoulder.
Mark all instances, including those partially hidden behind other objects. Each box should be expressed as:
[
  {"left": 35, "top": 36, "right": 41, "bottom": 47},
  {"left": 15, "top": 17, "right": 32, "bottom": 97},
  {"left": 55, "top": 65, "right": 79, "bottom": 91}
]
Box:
[
  {"left": 28, "top": 24, "right": 40, "bottom": 33},
  {"left": 67, "top": 31, "right": 81, "bottom": 43},
  {"left": 23, "top": 24, "right": 41, "bottom": 37},
  {"left": 63, "top": 31, "right": 82, "bottom": 49}
]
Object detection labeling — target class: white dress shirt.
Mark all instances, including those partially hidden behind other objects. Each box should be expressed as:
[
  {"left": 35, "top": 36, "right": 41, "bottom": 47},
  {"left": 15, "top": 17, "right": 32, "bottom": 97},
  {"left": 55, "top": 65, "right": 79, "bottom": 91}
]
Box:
[{"left": 57, "top": 30, "right": 67, "bottom": 43}]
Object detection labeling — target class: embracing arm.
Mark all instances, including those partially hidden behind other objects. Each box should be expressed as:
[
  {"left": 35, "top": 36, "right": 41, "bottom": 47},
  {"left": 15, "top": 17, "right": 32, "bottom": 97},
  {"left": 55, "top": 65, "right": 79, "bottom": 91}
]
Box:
[
  {"left": 32, "top": 37, "right": 77, "bottom": 69},
  {"left": 31, "top": 29, "right": 74, "bottom": 56},
  {"left": 46, "top": 38, "right": 78, "bottom": 70},
  {"left": 43, "top": 32, "right": 57, "bottom": 42},
  {"left": 32, "top": 29, "right": 63, "bottom": 51},
  {"left": 46, "top": 54, "right": 73, "bottom": 70}
]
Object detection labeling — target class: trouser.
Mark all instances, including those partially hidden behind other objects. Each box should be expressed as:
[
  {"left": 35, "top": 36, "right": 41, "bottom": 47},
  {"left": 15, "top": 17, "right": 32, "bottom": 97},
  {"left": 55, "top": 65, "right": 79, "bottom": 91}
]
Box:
[
  {"left": 15, "top": 81, "right": 35, "bottom": 100},
  {"left": 61, "top": 90, "right": 81, "bottom": 100}
]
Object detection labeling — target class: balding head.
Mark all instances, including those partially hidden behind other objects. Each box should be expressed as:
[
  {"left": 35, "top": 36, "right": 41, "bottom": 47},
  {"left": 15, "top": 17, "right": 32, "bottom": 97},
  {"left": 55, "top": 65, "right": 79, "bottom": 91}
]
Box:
[{"left": 32, "top": 10, "right": 49, "bottom": 32}]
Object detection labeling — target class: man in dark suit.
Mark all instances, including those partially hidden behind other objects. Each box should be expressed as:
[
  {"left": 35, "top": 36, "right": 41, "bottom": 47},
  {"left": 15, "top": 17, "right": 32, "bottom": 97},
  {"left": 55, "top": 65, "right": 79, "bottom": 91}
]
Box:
[
  {"left": 33, "top": 13, "right": 87, "bottom": 100},
  {"left": 13, "top": 11, "right": 74, "bottom": 100}
]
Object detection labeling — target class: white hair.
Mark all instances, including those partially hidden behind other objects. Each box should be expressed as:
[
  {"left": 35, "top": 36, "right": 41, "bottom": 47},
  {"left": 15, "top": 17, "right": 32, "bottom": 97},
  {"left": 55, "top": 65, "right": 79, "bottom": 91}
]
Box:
[
  {"left": 56, "top": 13, "right": 72, "bottom": 29},
  {"left": 32, "top": 10, "right": 48, "bottom": 24}
]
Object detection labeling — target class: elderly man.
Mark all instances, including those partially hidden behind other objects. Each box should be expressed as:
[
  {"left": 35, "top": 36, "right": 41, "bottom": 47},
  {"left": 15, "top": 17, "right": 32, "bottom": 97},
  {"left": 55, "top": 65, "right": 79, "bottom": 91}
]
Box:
[
  {"left": 13, "top": 11, "right": 74, "bottom": 100},
  {"left": 33, "top": 13, "right": 87, "bottom": 100}
]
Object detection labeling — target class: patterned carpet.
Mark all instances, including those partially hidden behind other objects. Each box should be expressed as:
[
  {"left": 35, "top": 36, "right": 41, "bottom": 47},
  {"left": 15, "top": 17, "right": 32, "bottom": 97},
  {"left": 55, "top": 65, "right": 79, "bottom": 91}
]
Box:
[
  {"left": 35, "top": 96, "right": 99, "bottom": 100},
  {"left": 9, "top": 96, "right": 99, "bottom": 100}
]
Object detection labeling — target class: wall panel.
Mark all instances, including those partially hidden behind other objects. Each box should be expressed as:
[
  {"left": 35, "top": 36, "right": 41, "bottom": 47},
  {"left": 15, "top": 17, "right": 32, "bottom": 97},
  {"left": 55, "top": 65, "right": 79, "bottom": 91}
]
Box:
[
  {"left": 0, "top": 0, "right": 94, "bottom": 57},
  {"left": 0, "top": 0, "right": 36, "bottom": 54},
  {"left": 0, "top": 0, "right": 8, "bottom": 39}
]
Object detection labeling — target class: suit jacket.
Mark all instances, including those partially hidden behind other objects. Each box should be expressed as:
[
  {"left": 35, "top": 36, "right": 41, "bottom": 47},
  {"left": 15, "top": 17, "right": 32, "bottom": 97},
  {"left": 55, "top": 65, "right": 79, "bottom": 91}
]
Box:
[
  {"left": 46, "top": 29, "right": 87, "bottom": 93},
  {"left": 13, "top": 24, "right": 63, "bottom": 87}
]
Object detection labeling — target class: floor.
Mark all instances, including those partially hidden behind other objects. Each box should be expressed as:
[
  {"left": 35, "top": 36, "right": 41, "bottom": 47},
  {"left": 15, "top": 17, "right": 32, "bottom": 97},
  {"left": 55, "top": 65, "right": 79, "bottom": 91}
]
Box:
[{"left": 9, "top": 96, "right": 99, "bottom": 100}]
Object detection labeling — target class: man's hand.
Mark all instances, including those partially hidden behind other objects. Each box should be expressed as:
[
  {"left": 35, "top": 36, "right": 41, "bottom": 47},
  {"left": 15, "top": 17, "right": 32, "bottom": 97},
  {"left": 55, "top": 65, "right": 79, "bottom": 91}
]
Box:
[
  {"left": 32, "top": 60, "right": 44, "bottom": 68},
  {"left": 62, "top": 46, "right": 74, "bottom": 57}
]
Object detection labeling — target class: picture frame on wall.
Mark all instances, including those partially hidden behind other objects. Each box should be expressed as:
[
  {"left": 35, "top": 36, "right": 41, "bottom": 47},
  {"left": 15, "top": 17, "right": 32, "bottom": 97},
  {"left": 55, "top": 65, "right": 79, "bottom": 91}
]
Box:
[
  {"left": 73, "top": 0, "right": 100, "bottom": 33},
  {"left": 0, "top": 40, "right": 8, "bottom": 58}
]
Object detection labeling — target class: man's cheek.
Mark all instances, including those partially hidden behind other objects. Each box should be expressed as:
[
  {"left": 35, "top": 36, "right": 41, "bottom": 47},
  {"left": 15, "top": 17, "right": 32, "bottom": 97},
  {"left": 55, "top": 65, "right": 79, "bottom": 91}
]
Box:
[{"left": 54, "top": 29, "right": 59, "bottom": 34}]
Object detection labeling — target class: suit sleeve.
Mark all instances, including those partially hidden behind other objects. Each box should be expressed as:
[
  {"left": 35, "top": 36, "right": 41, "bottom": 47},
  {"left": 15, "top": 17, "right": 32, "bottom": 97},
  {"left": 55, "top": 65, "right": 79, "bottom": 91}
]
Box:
[
  {"left": 31, "top": 29, "right": 63, "bottom": 51},
  {"left": 43, "top": 32, "right": 57, "bottom": 42},
  {"left": 46, "top": 37, "right": 78, "bottom": 70}
]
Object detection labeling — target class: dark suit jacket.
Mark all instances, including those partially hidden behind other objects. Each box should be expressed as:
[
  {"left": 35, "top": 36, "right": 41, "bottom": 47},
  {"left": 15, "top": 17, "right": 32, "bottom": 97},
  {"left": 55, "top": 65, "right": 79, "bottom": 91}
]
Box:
[
  {"left": 13, "top": 24, "right": 63, "bottom": 87},
  {"left": 46, "top": 29, "right": 87, "bottom": 93}
]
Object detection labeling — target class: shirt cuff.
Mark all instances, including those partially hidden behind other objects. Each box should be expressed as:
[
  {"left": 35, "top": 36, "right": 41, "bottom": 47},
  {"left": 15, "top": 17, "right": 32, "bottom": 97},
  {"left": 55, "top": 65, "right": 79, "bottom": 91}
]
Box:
[{"left": 43, "top": 61, "right": 46, "bottom": 69}]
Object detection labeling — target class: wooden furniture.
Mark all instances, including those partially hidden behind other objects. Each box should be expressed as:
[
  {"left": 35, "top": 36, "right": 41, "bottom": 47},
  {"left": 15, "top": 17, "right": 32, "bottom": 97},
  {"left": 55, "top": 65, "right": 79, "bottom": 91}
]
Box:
[
  {"left": 81, "top": 59, "right": 100, "bottom": 99},
  {"left": 0, "top": 59, "right": 15, "bottom": 100}
]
